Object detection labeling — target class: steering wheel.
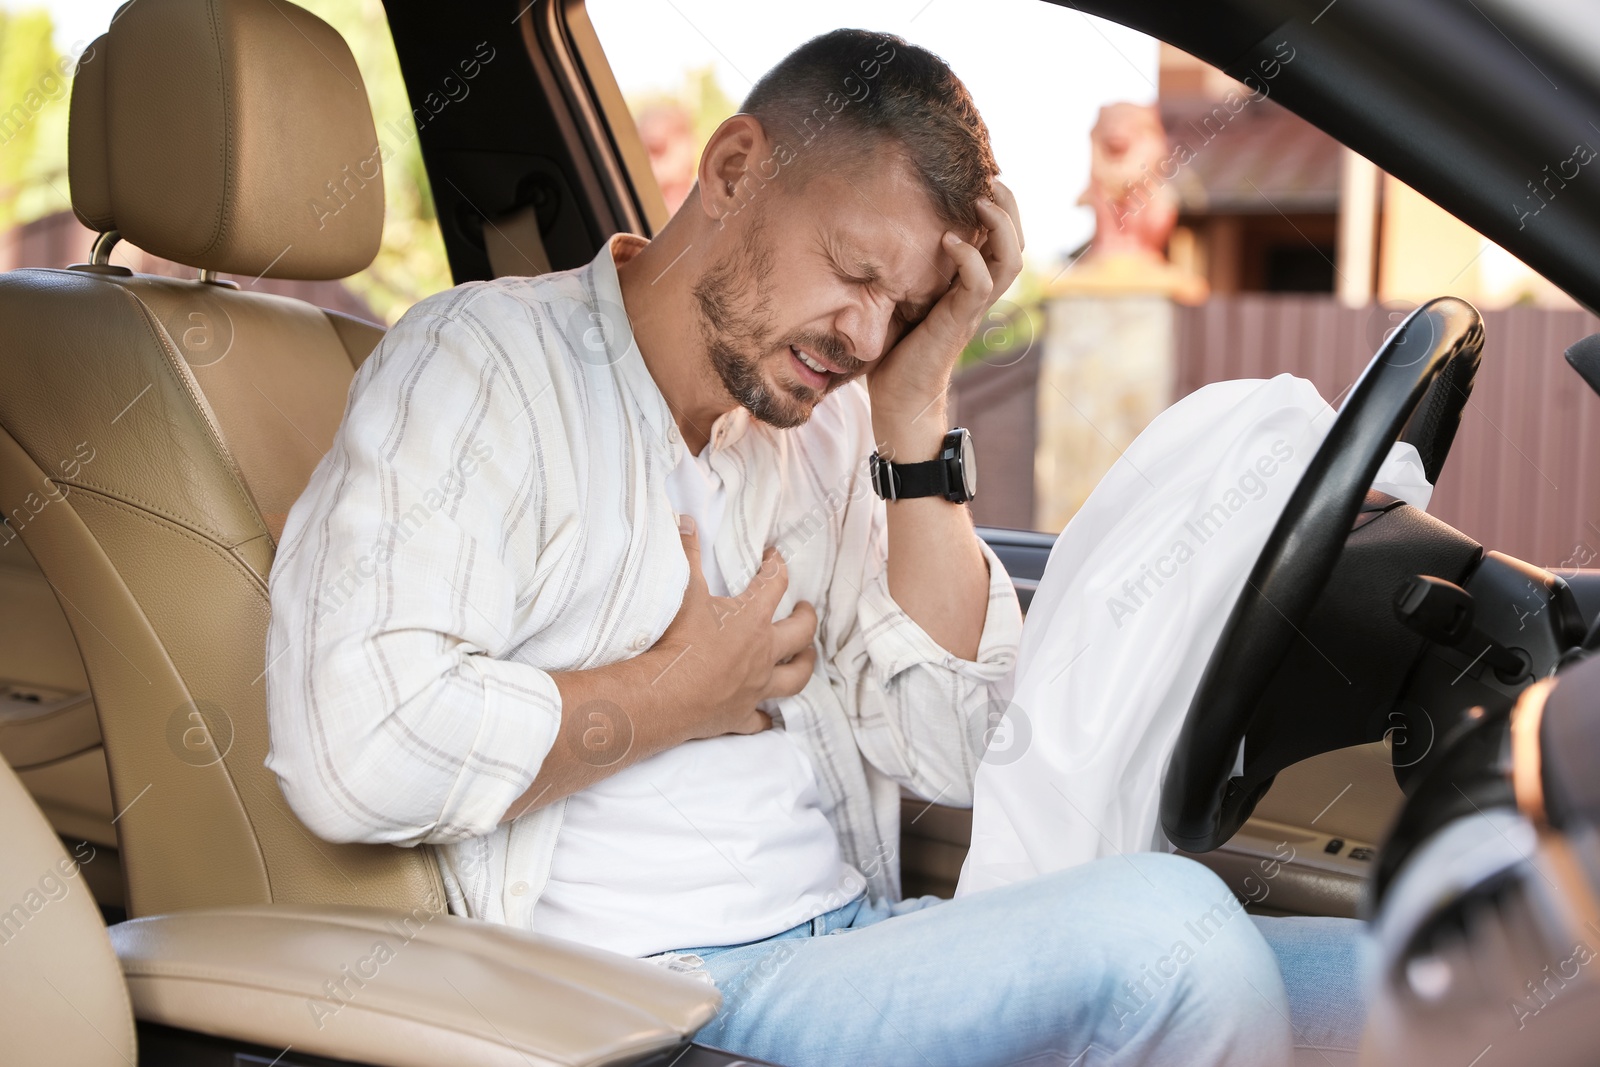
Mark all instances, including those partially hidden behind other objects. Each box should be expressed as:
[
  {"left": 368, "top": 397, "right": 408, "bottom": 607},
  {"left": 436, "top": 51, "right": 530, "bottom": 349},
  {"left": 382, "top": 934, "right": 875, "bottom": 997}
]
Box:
[{"left": 1160, "top": 296, "right": 1485, "bottom": 853}]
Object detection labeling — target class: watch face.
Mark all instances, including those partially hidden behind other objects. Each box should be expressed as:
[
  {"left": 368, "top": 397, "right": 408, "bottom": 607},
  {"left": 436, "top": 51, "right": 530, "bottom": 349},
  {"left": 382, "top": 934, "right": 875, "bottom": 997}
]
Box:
[{"left": 959, "top": 430, "right": 977, "bottom": 499}]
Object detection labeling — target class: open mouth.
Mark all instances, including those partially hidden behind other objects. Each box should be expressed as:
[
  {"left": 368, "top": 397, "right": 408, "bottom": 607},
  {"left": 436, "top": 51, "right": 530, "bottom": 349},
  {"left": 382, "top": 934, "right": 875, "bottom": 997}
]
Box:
[{"left": 789, "top": 344, "right": 837, "bottom": 390}]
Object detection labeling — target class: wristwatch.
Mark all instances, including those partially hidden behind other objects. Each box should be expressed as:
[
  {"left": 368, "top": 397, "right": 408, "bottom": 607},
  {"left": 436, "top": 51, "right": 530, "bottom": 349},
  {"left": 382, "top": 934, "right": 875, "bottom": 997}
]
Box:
[{"left": 869, "top": 428, "right": 977, "bottom": 503}]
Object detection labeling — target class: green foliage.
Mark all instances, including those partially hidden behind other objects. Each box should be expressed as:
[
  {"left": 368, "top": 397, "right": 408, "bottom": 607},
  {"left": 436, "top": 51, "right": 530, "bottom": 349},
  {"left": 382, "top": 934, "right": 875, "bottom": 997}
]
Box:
[
  {"left": 0, "top": 9, "right": 73, "bottom": 231},
  {"left": 0, "top": 0, "right": 450, "bottom": 322},
  {"left": 293, "top": 0, "right": 451, "bottom": 322},
  {"left": 959, "top": 265, "right": 1045, "bottom": 370}
]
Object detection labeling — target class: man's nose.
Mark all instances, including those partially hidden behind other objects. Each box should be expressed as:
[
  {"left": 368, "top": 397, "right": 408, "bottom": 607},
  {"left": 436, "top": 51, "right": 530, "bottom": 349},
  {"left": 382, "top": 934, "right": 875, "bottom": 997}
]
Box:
[{"left": 835, "top": 297, "right": 895, "bottom": 364}]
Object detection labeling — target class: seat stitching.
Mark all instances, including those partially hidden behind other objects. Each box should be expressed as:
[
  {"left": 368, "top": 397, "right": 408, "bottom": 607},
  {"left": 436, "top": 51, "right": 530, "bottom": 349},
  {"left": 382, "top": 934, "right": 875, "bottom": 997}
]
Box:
[
  {"left": 197, "top": 0, "right": 232, "bottom": 260},
  {"left": 114, "top": 281, "right": 272, "bottom": 543},
  {"left": 66, "top": 484, "right": 268, "bottom": 595}
]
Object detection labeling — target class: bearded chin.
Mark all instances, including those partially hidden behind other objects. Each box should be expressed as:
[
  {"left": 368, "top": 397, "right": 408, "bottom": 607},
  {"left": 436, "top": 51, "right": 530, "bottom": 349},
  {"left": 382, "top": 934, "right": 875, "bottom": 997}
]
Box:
[
  {"left": 708, "top": 339, "right": 810, "bottom": 429},
  {"left": 694, "top": 219, "right": 815, "bottom": 429}
]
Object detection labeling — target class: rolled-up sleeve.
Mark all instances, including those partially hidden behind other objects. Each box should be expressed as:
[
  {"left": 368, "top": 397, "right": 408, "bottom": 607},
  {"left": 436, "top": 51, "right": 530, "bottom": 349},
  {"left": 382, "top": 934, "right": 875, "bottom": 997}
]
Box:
[
  {"left": 826, "top": 391, "right": 1024, "bottom": 808},
  {"left": 265, "top": 289, "right": 561, "bottom": 847}
]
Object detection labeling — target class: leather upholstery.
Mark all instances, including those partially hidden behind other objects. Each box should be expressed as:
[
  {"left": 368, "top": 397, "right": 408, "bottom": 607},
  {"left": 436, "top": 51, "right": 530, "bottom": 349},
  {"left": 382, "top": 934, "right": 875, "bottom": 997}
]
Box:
[
  {"left": 67, "top": 35, "right": 112, "bottom": 233},
  {"left": 112, "top": 905, "right": 721, "bottom": 1067},
  {"left": 0, "top": 734, "right": 716, "bottom": 1067},
  {"left": 74, "top": 0, "right": 383, "bottom": 279},
  {"left": 0, "top": 755, "right": 135, "bottom": 1067},
  {"left": 14, "top": 749, "right": 116, "bottom": 851},
  {"left": 0, "top": 0, "right": 445, "bottom": 918},
  {"left": 81, "top": 274, "right": 384, "bottom": 541},
  {"left": 0, "top": 270, "right": 440, "bottom": 918}
]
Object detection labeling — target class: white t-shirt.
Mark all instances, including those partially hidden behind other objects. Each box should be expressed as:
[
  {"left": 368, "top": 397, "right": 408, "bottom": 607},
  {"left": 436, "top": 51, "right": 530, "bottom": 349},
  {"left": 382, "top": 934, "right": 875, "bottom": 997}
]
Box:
[{"left": 529, "top": 441, "right": 864, "bottom": 957}]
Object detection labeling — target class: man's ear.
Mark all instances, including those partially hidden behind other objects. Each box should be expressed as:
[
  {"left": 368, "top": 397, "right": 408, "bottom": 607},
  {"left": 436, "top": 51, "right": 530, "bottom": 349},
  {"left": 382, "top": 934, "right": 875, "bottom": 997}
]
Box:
[{"left": 695, "top": 113, "right": 775, "bottom": 227}]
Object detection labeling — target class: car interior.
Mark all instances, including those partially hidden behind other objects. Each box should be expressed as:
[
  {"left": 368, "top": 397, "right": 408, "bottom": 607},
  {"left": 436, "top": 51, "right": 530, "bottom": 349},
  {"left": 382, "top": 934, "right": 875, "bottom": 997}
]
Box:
[{"left": 2, "top": 0, "right": 1598, "bottom": 1064}]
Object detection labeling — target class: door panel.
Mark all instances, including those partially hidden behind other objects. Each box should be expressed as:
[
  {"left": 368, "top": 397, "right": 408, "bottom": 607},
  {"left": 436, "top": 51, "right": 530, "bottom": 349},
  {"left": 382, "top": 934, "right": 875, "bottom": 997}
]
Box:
[
  {"left": 1250, "top": 740, "right": 1403, "bottom": 849},
  {"left": 0, "top": 529, "right": 117, "bottom": 869},
  {"left": 0, "top": 530, "right": 107, "bottom": 769},
  {"left": 1181, "top": 742, "right": 1401, "bottom": 918},
  {"left": 900, "top": 746, "right": 1399, "bottom": 916}
]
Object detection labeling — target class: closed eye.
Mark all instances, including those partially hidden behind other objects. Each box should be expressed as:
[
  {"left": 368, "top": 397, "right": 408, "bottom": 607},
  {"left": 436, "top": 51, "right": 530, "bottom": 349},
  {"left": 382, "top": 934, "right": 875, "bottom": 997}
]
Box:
[{"left": 897, "top": 301, "right": 930, "bottom": 327}]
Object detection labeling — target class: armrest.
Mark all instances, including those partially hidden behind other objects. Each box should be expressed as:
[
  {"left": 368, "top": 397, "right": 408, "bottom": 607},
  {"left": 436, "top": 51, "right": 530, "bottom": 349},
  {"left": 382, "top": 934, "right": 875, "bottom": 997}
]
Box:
[{"left": 108, "top": 904, "right": 722, "bottom": 1067}]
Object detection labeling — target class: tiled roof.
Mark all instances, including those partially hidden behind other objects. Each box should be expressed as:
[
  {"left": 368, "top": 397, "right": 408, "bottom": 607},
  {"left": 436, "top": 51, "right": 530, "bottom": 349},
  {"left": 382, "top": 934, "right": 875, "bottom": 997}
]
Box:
[{"left": 1157, "top": 97, "right": 1342, "bottom": 215}]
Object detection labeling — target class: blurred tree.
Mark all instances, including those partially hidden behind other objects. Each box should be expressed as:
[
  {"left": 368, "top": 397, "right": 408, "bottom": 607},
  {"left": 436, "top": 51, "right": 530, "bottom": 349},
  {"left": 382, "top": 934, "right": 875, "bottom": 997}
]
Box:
[
  {"left": 0, "top": 1, "right": 450, "bottom": 322},
  {"left": 626, "top": 64, "right": 738, "bottom": 185},
  {"left": 959, "top": 265, "right": 1045, "bottom": 370},
  {"left": 0, "top": 9, "right": 73, "bottom": 232},
  {"left": 294, "top": 0, "right": 452, "bottom": 322}
]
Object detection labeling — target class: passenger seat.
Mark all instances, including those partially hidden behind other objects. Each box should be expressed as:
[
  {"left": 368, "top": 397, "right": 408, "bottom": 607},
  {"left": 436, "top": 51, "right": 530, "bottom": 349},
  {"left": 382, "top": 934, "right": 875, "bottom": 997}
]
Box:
[{"left": 0, "top": 0, "right": 444, "bottom": 918}]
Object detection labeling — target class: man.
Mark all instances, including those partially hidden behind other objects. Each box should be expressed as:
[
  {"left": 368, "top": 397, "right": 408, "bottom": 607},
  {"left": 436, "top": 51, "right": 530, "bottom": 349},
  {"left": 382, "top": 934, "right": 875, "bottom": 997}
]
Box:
[{"left": 267, "top": 29, "right": 1333, "bottom": 1066}]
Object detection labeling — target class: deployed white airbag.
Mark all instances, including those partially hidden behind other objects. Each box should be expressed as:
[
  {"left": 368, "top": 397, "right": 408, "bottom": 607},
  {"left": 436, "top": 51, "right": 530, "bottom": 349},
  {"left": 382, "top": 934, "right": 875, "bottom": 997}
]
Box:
[{"left": 957, "top": 373, "right": 1433, "bottom": 896}]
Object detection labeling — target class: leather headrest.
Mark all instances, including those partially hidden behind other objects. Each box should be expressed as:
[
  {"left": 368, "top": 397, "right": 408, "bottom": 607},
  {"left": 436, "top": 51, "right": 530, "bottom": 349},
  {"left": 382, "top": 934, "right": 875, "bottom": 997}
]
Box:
[
  {"left": 68, "top": 0, "right": 383, "bottom": 280},
  {"left": 67, "top": 36, "right": 113, "bottom": 233}
]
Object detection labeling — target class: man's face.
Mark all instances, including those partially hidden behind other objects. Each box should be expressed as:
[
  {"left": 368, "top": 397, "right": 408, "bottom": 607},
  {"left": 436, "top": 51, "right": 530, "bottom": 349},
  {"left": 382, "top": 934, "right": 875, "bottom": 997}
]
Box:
[{"left": 691, "top": 156, "right": 960, "bottom": 428}]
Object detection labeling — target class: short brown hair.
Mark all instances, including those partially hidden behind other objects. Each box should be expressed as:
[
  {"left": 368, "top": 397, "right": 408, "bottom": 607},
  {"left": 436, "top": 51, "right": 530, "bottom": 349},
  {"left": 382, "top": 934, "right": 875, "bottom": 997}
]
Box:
[{"left": 739, "top": 29, "right": 998, "bottom": 231}]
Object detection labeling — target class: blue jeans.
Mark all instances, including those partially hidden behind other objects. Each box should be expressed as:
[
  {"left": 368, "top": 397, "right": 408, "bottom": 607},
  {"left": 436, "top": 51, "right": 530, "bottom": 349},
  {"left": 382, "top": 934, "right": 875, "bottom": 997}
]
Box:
[{"left": 668, "top": 853, "right": 1368, "bottom": 1066}]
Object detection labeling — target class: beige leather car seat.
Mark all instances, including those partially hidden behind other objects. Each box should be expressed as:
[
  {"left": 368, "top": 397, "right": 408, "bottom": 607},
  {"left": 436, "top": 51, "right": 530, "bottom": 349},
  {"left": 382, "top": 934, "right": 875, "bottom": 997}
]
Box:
[
  {"left": 0, "top": 736, "right": 134, "bottom": 1067},
  {"left": 0, "top": 0, "right": 445, "bottom": 918},
  {"left": 0, "top": 734, "right": 721, "bottom": 1067}
]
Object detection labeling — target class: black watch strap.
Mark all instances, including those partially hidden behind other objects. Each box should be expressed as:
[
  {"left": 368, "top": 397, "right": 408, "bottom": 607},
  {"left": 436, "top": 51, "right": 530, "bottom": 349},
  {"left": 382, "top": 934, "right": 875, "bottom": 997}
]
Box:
[
  {"left": 870, "top": 428, "right": 973, "bottom": 503},
  {"left": 872, "top": 455, "right": 950, "bottom": 501}
]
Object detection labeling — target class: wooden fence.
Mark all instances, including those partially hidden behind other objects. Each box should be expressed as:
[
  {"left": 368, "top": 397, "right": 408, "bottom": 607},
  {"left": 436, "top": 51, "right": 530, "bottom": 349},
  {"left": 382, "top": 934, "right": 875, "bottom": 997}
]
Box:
[
  {"left": 1174, "top": 296, "right": 1600, "bottom": 570},
  {"left": 952, "top": 293, "right": 1600, "bottom": 572}
]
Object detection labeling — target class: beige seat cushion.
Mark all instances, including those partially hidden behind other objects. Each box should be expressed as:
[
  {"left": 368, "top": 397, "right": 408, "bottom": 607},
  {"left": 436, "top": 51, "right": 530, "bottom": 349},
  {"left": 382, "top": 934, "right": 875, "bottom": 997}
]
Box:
[{"left": 0, "top": 755, "right": 134, "bottom": 1067}]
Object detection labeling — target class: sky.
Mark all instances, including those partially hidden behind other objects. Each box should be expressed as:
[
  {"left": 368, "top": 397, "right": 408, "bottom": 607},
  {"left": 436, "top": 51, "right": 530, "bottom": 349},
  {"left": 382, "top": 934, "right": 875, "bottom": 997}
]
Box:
[
  {"left": 30, "top": 0, "right": 118, "bottom": 58},
  {"left": 24, "top": 0, "right": 1159, "bottom": 267}
]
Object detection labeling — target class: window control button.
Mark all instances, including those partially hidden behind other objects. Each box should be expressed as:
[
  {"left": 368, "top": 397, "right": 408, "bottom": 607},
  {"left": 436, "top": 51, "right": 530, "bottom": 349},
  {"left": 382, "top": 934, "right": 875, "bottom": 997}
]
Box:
[
  {"left": 1348, "top": 847, "right": 1375, "bottom": 862},
  {"left": 1324, "top": 838, "right": 1345, "bottom": 855}
]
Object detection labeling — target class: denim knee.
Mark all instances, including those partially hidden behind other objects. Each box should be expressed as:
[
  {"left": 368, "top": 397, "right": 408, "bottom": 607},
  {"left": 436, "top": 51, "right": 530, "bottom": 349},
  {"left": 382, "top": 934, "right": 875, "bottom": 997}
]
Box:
[{"left": 1081, "top": 853, "right": 1294, "bottom": 1064}]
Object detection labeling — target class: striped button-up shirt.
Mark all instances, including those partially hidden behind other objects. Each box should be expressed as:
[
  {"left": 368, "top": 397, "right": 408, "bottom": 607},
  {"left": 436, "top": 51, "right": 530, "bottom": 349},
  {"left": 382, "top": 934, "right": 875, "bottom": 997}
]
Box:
[{"left": 265, "top": 233, "right": 1023, "bottom": 929}]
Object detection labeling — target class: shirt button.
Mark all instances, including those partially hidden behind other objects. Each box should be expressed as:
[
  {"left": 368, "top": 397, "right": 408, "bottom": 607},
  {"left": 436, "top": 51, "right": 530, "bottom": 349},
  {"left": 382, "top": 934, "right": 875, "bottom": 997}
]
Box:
[
  {"left": 630, "top": 633, "right": 651, "bottom": 651},
  {"left": 510, "top": 880, "right": 529, "bottom": 896},
  {"left": 667, "top": 424, "right": 680, "bottom": 443}
]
